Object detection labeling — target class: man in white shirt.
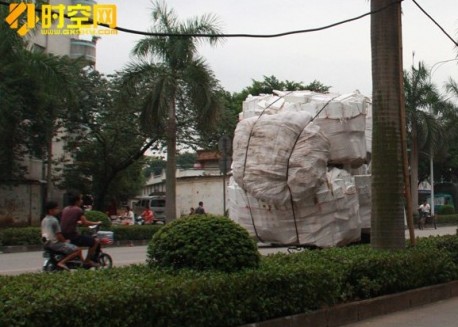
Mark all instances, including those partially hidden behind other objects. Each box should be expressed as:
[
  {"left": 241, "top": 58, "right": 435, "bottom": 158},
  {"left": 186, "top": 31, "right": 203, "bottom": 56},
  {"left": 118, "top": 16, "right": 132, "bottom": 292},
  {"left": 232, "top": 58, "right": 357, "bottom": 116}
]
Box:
[{"left": 41, "top": 201, "right": 83, "bottom": 270}]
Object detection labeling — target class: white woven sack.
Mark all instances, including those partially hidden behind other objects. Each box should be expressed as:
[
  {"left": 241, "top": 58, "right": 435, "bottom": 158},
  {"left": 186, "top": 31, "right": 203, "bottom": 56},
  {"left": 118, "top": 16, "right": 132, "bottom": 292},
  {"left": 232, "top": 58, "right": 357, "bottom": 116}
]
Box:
[{"left": 232, "top": 111, "right": 330, "bottom": 205}]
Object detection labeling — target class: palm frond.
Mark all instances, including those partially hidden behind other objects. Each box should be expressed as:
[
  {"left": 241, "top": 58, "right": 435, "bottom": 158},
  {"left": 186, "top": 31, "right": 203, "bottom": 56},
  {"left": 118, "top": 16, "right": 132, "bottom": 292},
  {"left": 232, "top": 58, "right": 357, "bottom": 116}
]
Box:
[
  {"left": 446, "top": 78, "right": 458, "bottom": 98},
  {"left": 182, "top": 58, "right": 223, "bottom": 131}
]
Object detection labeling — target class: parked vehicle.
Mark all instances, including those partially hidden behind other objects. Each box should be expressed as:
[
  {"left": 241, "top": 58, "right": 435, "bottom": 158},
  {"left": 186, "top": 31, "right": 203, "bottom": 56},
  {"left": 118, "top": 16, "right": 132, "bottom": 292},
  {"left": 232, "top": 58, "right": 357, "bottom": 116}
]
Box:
[
  {"left": 132, "top": 195, "right": 166, "bottom": 223},
  {"left": 42, "top": 225, "right": 113, "bottom": 271}
]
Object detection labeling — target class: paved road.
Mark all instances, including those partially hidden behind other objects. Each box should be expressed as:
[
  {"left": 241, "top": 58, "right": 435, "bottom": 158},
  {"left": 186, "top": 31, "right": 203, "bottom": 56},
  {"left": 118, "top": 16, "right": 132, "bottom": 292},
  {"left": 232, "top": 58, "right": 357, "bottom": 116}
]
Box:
[
  {"left": 0, "top": 244, "right": 148, "bottom": 275},
  {"left": 0, "top": 226, "right": 456, "bottom": 275}
]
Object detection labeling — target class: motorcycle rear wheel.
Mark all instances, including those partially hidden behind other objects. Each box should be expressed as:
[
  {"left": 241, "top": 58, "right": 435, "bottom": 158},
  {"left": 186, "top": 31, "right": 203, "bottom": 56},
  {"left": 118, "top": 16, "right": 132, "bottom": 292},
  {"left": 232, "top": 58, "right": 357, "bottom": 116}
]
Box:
[{"left": 97, "top": 253, "right": 113, "bottom": 269}]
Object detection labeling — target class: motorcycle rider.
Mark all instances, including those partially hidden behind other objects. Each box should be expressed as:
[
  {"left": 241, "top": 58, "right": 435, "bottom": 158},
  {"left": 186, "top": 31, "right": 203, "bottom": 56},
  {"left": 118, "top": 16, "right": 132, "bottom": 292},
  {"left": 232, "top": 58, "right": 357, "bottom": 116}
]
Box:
[
  {"left": 41, "top": 200, "right": 83, "bottom": 271},
  {"left": 60, "top": 192, "right": 102, "bottom": 268}
]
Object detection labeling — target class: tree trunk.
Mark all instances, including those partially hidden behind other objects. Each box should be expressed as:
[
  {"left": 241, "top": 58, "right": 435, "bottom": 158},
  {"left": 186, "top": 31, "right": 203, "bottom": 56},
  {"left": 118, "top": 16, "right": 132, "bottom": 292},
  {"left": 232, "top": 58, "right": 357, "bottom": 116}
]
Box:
[
  {"left": 410, "top": 124, "right": 419, "bottom": 217},
  {"left": 370, "top": 0, "right": 406, "bottom": 249},
  {"left": 165, "top": 98, "right": 177, "bottom": 222},
  {"left": 93, "top": 181, "right": 110, "bottom": 211},
  {"left": 46, "top": 129, "right": 54, "bottom": 201}
]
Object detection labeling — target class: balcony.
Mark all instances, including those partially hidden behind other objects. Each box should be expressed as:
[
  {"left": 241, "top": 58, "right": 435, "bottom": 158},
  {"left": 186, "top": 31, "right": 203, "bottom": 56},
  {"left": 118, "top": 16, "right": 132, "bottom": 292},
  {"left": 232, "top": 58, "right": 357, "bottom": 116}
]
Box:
[{"left": 70, "top": 39, "right": 96, "bottom": 65}]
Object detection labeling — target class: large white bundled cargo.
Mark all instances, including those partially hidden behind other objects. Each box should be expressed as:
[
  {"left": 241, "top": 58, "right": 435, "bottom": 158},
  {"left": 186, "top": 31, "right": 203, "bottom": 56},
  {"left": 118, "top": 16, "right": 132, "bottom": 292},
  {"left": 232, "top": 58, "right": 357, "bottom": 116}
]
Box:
[
  {"left": 241, "top": 94, "right": 285, "bottom": 119},
  {"left": 354, "top": 175, "right": 371, "bottom": 229},
  {"left": 228, "top": 167, "right": 361, "bottom": 247},
  {"left": 232, "top": 111, "right": 330, "bottom": 205},
  {"left": 242, "top": 90, "right": 369, "bottom": 168},
  {"left": 365, "top": 101, "right": 373, "bottom": 153}
]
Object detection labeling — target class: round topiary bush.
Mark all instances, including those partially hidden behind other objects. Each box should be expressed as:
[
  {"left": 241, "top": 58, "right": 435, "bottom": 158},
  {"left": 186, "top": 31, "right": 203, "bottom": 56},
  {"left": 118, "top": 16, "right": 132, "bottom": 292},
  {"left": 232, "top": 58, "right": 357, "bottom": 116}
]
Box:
[
  {"left": 85, "top": 210, "right": 111, "bottom": 228},
  {"left": 147, "top": 215, "right": 260, "bottom": 272}
]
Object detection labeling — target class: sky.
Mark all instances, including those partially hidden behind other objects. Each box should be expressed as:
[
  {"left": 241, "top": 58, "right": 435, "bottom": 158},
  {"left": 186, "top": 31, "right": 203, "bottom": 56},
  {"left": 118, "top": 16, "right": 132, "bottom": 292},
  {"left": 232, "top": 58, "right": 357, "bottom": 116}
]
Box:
[{"left": 95, "top": 0, "right": 458, "bottom": 97}]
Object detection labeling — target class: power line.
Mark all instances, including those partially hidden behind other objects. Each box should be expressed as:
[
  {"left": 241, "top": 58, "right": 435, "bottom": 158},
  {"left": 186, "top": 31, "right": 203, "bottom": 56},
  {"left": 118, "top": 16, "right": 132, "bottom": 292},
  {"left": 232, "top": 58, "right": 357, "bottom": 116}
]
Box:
[
  {"left": 0, "top": 0, "right": 402, "bottom": 38},
  {"left": 1, "top": 0, "right": 456, "bottom": 49},
  {"left": 411, "top": 0, "right": 458, "bottom": 48},
  {"left": 113, "top": 0, "right": 403, "bottom": 38}
]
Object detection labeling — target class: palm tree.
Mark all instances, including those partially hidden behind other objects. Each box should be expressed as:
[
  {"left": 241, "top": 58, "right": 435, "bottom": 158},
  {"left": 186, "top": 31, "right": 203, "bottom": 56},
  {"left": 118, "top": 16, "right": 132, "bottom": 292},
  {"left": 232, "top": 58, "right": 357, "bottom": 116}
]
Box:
[
  {"left": 370, "top": 0, "right": 407, "bottom": 249},
  {"left": 404, "top": 62, "right": 444, "bottom": 217},
  {"left": 124, "top": 1, "right": 223, "bottom": 221}
]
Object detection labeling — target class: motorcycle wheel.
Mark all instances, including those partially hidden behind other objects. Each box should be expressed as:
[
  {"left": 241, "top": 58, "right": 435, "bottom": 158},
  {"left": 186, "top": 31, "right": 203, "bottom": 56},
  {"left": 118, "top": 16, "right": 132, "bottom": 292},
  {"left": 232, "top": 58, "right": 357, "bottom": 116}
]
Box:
[
  {"left": 43, "top": 259, "right": 58, "bottom": 272},
  {"left": 97, "top": 253, "right": 113, "bottom": 269}
]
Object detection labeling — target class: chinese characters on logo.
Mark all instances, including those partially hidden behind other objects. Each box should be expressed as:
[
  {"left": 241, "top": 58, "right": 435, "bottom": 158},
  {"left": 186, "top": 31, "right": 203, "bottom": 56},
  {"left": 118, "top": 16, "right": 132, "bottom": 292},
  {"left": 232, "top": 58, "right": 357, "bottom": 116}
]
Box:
[{"left": 5, "top": 3, "right": 118, "bottom": 37}]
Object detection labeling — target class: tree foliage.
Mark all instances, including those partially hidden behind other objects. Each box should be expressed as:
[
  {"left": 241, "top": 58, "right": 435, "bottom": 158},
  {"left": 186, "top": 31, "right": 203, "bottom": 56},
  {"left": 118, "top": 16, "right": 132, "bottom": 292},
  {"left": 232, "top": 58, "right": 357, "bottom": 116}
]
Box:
[
  {"left": 0, "top": 8, "right": 81, "bottom": 180},
  {"left": 404, "top": 62, "right": 456, "bottom": 207},
  {"left": 124, "top": 0, "right": 224, "bottom": 220},
  {"left": 196, "top": 76, "right": 332, "bottom": 150},
  {"left": 61, "top": 71, "right": 154, "bottom": 210}
]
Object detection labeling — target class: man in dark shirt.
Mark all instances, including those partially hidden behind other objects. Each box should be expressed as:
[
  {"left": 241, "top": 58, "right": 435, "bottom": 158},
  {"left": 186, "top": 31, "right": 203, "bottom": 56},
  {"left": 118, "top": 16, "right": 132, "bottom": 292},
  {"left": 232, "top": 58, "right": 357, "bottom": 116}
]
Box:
[
  {"left": 61, "top": 192, "right": 101, "bottom": 267},
  {"left": 195, "top": 201, "right": 206, "bottom": 214}
]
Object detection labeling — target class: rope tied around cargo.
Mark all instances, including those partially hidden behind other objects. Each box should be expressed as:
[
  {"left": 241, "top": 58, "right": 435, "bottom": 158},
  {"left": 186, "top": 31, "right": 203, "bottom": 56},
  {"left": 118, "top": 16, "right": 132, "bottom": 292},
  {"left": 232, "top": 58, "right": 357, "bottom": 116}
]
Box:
[
  {"left": 242, "top": 93, "right": 339, "bottom": 245},
  {"left": 284, "top": 96, "right": 339, "bottom": 244},
  {"left": 242, "top": 92, "right": 294, "bottom": 243}
]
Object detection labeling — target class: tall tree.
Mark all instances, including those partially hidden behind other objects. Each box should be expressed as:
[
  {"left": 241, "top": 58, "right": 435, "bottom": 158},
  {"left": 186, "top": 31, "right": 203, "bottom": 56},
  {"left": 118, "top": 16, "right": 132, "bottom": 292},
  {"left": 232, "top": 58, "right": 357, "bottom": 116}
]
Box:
[
  {"left": 404, "top": 62, "right": 444, "bottom": 212},
  {"left": 0, "top": 6, "right": 79, "bottom": 185},
  {"left": 124, "top": 1, "right": 223, "bottom": 221},
  {"left": 62, "top": 71, "right": 154, "bottom": 210},
  {"left": 370, "top": 0, "right": 407, "bottom": 249}
]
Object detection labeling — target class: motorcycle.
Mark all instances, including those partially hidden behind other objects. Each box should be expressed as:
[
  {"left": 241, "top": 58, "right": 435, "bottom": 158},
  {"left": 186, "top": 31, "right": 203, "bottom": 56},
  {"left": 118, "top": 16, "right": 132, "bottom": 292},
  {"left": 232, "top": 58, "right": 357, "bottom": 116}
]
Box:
[
  {"left": 134, "top": 213, "right": 144, "bottom": 225},
  {"left": 42, "top": 225, "right": 113, "bottom": 272}
]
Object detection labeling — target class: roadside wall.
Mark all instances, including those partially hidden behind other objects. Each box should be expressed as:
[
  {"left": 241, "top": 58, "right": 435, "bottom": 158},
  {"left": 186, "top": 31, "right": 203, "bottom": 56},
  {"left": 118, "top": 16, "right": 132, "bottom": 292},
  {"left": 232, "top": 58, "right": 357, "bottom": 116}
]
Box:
[
  {"left": 176, "top": 176, "right": 229, "bottom": 217},
  {"left": 0, "top": 183, "right": 42, "bottom": 226}
]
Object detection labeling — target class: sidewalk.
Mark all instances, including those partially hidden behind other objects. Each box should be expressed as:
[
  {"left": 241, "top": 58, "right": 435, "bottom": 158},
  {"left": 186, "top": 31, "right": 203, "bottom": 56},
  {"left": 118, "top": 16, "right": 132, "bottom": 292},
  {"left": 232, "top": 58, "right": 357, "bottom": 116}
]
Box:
[
  {"left": 342, "top": 296, "right": 458, "bottom": 327},
  {"left": 240, "top": 281, "right": 458, "bottom": 327}
]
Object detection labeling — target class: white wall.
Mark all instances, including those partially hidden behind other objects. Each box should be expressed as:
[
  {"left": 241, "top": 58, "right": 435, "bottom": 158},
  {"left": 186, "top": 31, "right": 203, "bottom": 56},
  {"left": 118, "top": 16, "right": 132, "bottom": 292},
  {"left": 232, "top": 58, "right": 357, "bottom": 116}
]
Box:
[{"left": 176, "top": 176, "right": 230, "bottom": 217}]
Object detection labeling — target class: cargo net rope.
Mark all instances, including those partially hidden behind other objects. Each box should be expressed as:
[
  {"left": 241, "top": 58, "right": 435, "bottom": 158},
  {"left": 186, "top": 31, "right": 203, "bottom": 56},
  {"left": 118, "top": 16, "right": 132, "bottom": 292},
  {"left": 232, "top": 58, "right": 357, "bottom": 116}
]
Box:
[{"left": 233, "top": 94, "right": 348, "bottom": 247}]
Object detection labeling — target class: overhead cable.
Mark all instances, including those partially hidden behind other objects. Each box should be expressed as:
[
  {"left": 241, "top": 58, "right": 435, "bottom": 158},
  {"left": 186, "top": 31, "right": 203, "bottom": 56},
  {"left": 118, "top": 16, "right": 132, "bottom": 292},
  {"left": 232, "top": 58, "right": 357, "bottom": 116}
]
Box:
[
  {"left": 411, "top": 0, "right": 458, "bottom": 48},
  {"left": 1, "top": 0, "right": 456, "bottom": 49},
  {"left": 0, "top": 0, "right": 402, "bottom": 38}
]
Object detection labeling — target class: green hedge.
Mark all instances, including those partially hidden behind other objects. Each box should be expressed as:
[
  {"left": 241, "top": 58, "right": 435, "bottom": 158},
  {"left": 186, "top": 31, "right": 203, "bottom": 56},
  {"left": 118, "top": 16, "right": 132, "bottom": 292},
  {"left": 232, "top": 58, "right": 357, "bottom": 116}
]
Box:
[
  {"left": 0, "top": 227, "right": 42, "bottom": 246},
  {"left": 0, "top": 225, "right": 161, "bottom": 246},
  {"left": 438, "top": 205, "right": 455, "bottom": 215},
  {"left": 1, "top": 236, "right": 457, "bottom": 327},
  {"left": 436, "top": 214, "right": 458, "bottom": 225},
  {"left": 111, "top": 225, "right": 161, "bottom": 241}
]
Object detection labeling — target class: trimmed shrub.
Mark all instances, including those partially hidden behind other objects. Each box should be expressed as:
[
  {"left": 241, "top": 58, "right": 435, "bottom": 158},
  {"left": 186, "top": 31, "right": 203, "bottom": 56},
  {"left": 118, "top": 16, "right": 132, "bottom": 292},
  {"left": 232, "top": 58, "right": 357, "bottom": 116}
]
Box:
[
  {"left": 1, "top": 238, "right": 457, "bottom": 327},
  {"left": 438, "top": 205, "right": 455, "bottom": 215},
  {"left": 436, "top": 214, "right": 458, "bottom": 224},
  {"left": 336, "top": 246, "right": 456, "bottom": 299},
  {"left": 0, "top": 225, "right": 162, "bottom": 246},
  {"left": 416, "top": 234, "right": 458, "bottom": 265},
  {"left": 84, "top": 210, "right": 111, "bottom": 228},
  {"left": 147, "top": 215, "right": 260, "bottom": 272},
  {"left": 0, "top": 227, "right": 42, "bottom": 246},
  {"left": 111, "top": 224, "right": 161, "bottom": 241}
]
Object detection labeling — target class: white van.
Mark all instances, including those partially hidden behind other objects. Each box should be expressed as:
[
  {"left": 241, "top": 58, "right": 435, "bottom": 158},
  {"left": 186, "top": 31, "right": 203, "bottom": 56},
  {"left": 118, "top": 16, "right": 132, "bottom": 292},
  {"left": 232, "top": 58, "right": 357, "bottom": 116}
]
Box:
[{"left": 132, "top": 195, "right": 166, "bottom": 223}]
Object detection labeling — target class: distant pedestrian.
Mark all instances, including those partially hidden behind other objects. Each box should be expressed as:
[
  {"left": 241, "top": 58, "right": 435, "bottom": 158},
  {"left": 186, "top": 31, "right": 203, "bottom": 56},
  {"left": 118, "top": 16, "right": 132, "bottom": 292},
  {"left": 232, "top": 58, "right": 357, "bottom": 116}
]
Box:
[
  {"left": 195, "top": 201, "right": 206, "bottom": 214},
  {"left": 141, "top": 205, "right": 155, "bottom": 224},
  {"left": 122, "top": 206, "right": 134, "bottom": 225},
  {"left": 189, "top": 207, "right": 195, "bottom": 215}
]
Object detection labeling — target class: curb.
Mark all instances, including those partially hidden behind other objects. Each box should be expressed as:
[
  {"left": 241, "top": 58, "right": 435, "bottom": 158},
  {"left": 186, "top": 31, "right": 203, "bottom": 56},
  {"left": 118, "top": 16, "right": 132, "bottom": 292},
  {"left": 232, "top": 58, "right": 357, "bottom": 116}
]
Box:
[{"left": 239, "top": 280, "right": 458, "bottom": 327}]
